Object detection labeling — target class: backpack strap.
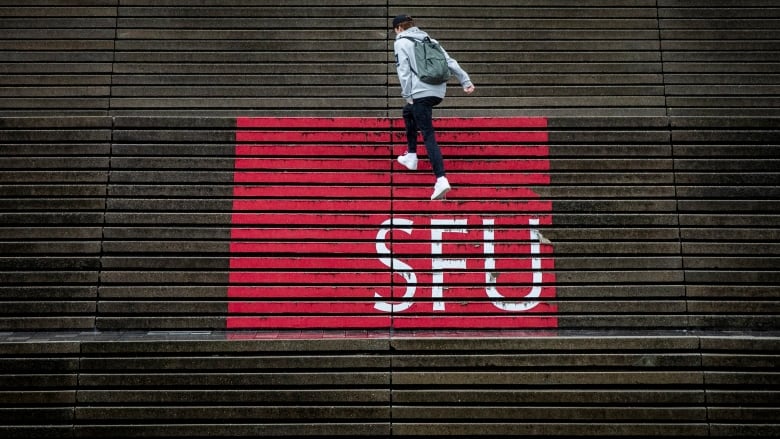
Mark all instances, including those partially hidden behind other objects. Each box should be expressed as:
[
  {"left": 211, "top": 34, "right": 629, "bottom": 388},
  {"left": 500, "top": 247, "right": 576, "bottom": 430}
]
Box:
[{"left": 399, "top": 36, "right": 422, "bottom": 77}]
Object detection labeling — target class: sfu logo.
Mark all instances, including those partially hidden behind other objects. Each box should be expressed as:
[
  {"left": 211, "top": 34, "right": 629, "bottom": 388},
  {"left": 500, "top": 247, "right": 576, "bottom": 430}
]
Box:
[
  {"left": 374, "top": 217, "right": 547, "bottom": 314},
  {"left": 229, "top": 117, "right": 556, "bottom": 329}
]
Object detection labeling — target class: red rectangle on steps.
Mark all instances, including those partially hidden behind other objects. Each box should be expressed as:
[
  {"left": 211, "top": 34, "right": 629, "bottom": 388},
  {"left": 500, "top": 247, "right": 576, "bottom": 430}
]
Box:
[{"left": 228, "top": 117, "right": 556, "bottom": 329}]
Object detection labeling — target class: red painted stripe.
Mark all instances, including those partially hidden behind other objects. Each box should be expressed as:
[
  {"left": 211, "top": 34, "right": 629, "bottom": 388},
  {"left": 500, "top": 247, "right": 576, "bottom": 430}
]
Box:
[
  {"left": 231, "top": 224, "right": 550, "bottom": 241},
  {"left": 232, "top": 200, "right": 391, "bottom": 212},
  {"left": 230, "top": 224, "right": 555, "bottom": 245},
  {"left": 392, "top": 144, "right": 549, "bottom": 157},
  {"left": 393, "top": 159, "right": 550, "bottom": 172},
  {"left": 391, "top": 173, "right": 550, "bottom": 185},
  {"left": 229, "top": 270, "right": 554, "bottom": 286},
  {"left": 227, "top": 285, "right": 555, "bottom": 301},
  {"left": 229, "top": 271, "right": 390, "bottom": 284},
  {"left": 391, "top": 200, "right": 553, "bottom": 213},
  {"left": 235, "top": 158, "right": 390, "bottom": 171},
  {"left": 237, "top": 117, "right": 389, "bottom": 129},
  {"left": 238, "top": 130, "right": 548, "bottom": 144},
  {"left": 391, "top": 131, "right": 548, "bottom": 143},
  {"left": 230, "top": 213, "right": 391, "bottom": 226},
  {"left": 226, "top": 316, "right": 392, "bottom": 329},
  {"left": 228, "top": 299, "right": 557, "bottom": 314},
  {"left": 228, "top": 286, "right": 385, "bottom": 299},
  {"left": 237, "top": 131, "right": 390, "bottom": 143},
  {"left": 375, "top": 248, "right": 554, "bottom": 259},
  {"left": 392, "top": 186, "right": 544, "bottom": 199},
  {"left": 363, "top": 214, "right": 553, "bottom": 226},
  {"left": 235, "top": 144, "right": 549, "bottom": 157},
  {"left": 234, "top": 172, "right": 390, "bottom": 184},
  {"left": 229, "top": 301, "right": 387, "bottom": 314},
  {"left": 230, "top": 241, "right": 552, "bottom": 254},
  {"left": 383, "top": 285, "right": 557, "bottom": 301},
  {"left": 230, "top": 241, "right": 386, "bottom": 254},
  {"left": 236, "top": 145, "right": 388, "bottom": 157},
  {"left": 231, "top": 213, "right": 552, "bottom": 227},
  {"left": 393, "top": 117, "right": 548, "bottom": 129},
  {"left": 230, "top": 242, "right": 554, "bottom": 256},
  {"left": 233, "top": 199, "right": 552, "bottom": 213},
  {"left": 392, "top": 315, "right": 558, "bottom": 329},
  {"left": 231, "top": 228, "right": 380, "bottom": 240},
  {"left": 230, "top": 257, "right": 555, "bottom": 270},
  {"left": 236, "top": 158, "right": 550, "bottom": 172},
  {"left": 230, "top": 257, "right": 392, "bottom": 270},
  {"left": 234, "top": 186, "right": 391, "bottom": 198},
  {"left": 237, "top": 116, "right": 547, "bottom": 130}
]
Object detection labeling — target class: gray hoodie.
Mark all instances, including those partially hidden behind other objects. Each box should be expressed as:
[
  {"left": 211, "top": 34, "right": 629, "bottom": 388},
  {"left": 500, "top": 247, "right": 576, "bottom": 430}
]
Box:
[{"left": 394, "top": 27, "right": 473, "bottom": 102}]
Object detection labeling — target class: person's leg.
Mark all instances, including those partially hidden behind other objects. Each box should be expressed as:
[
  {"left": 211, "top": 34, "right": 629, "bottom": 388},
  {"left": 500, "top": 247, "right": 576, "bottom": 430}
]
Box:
[
  {"left": 412, "top": 97, "right": 444, "bottom": 178},
  {"left": 402, "top": 103, "right": 417, "bottom": 153},
  {"left": 412, "top": 97, "right": 449, "bottom": 199},
  {"left": 398, "top": 103, "right": 420, "bottom": 170}
]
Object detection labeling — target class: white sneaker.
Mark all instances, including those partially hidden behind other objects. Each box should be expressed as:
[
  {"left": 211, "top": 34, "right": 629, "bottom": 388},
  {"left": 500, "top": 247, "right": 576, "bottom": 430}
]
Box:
[
  {"left": 430, "top": 177, "right": 451, "bottom": 200},
  {"left": 397, "top": 152, "right": 418, "bottom": 170}
]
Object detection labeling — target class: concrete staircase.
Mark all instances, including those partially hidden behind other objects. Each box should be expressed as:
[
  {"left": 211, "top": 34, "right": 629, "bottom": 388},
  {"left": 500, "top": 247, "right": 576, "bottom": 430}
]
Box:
[{"left": 0, "top": 1, "right": 778, "bottom": 437}]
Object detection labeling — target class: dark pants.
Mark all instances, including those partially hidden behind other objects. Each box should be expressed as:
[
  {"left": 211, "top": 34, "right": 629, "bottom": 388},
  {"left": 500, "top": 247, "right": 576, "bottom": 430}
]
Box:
[{"left": 402, "top": 96, "right": 445, "bottom": 178}]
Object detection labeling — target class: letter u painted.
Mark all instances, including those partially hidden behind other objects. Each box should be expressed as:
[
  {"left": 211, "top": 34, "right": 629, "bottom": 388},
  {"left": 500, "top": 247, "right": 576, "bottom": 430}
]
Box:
[{"left": 483, "top": 218, "right": 543, "bottom": 311}]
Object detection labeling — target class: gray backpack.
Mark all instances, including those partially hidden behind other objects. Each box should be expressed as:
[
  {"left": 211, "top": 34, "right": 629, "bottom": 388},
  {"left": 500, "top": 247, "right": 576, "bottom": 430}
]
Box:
[{"left": 402, "top": 36, "right": 451, "bottom": 84}]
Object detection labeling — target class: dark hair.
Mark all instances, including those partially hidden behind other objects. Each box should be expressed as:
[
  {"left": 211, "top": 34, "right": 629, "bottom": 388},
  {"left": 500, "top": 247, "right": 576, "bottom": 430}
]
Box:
[
  {"left": 397, "top": 20, "right": 415, "bottom": 30},
  {"left": 392, "top": 14, "right": 414, "bottom": 29}
]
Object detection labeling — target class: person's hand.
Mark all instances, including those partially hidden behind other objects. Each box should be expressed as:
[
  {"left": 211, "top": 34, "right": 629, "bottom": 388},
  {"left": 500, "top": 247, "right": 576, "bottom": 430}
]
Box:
[{"left": 463, "top": 85, "right": 475, "bottom": 94}]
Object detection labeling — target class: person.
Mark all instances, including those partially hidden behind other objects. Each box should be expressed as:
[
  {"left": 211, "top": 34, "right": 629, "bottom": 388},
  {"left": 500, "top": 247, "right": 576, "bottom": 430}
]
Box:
[{"left": 392, "top": 14, "right": 475, "bottom": 200}]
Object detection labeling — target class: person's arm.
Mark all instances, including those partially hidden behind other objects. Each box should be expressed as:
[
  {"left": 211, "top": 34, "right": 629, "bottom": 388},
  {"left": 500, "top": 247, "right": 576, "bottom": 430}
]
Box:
[
  {"left": 394, "top": 40, "right": 414, "bottom": 103},
  {"left": 439, "top": 43, "right": 475, "bottom": 93}
]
